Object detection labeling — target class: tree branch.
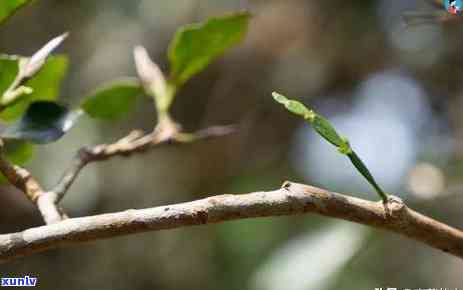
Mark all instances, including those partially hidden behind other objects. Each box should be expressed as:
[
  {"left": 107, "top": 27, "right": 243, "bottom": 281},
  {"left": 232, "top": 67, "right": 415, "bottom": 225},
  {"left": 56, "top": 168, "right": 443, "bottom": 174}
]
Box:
[
  {"left": 1, "top": 181, "right": 462, "bottom": 263},
  {"left": 51, "top": 123, "right": 235, "bottom": 203},
  {"left": 0, "top": 153, "right": 43, "bottom": 202},
  {"left": 0, "top": 118, "right": 235, "bottom": 225},
  {"left": 0, "top": 148, "right": 65, "bottom": 224},
  {"left": 51, "top": 129, "right": 162, "bottom": 203}
]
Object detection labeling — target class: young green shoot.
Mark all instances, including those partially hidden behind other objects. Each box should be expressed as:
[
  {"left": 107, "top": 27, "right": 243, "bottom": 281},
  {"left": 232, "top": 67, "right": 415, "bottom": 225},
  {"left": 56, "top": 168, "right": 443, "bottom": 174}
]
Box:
[{"left": 272, "top": 92, "right": 388, "bottom": 203}]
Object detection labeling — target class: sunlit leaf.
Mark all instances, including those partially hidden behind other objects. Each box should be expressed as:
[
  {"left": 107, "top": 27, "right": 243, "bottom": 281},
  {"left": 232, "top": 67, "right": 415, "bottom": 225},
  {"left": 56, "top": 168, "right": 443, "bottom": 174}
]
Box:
[
  {"left": 168, "top": 12, "right": 250, "bottom": 86},
  {"left": 272, "top": 92, "right": 313, "bottom": 119},
  {"left": 312, "top": 115, "right": 346, "bottom": 148},
  {"left": 81, "top": 79, "right": 143, "bottom": 120},
  {"left": 0, "top": 55, "right": 69, "bottom": 121},
  {"left": 0, "top": 55, "right": 19, "bottom": 95},
  {"left": 0, "top": 0, "right": 32, "bottom": 24},
  {"left": 274, "top": 92, "right": 345, "bottom": 148},
  {"left": 0, "top": 101, "right": 80, "bottom": 144}
]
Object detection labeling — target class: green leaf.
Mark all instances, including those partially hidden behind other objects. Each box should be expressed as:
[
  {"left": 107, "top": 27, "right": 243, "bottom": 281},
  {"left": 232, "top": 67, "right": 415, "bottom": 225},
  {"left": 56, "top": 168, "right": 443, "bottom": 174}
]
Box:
[
  {"left": 273, "top": 92, "right": 345, "bottom": 147},
  {"left": 312, "top": 115, "right": 346, "bottom": 148},
  {"left": 285, "top": 100, "right": 310, "bottom": 118},
  {"left": 0, "top": 140, "right": 34, "bottom": 184},
  {"left": 168, "top": 12, "right": 250, "bottom": 86},
  {"left": 1, "top": 34, "right": 68, "bottom": 107},
  {"left": 81, "top": 79, "right": 143, "bottom": 120},
  {"left": 272, "top": 91, "right": 289, "bottom": 105},
  {"left": 0, "top": 0, "right": 32, "bottom": 24},
  {"left": 4, "top": 140, "right": 34, "bottom": 164},
  {"left": 0, "top": 55, "right": 69, "bottom": 121},
  {"left": 272, "top": 92, "right": 314, "bottom": 119},
  {"left": 0, "top": 55, "right": 19, "bottom": 96},
  {"left": 337, "top": 139, "right": 352, "bottom": 155},
  {"left": 0, "top": 101, "right": 80, "bottom": 144}
]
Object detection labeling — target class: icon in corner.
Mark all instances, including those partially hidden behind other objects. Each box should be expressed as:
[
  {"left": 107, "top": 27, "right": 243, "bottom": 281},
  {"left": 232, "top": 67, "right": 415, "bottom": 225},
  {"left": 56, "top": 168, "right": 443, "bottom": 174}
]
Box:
[{"left": 444, "top": 0, "right": 463, "bottom": 15}]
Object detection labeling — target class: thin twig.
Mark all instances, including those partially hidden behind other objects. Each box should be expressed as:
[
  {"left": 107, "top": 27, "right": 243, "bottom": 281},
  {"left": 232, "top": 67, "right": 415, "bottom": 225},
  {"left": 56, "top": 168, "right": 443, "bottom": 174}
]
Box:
[
  {"left": 51, "top": 122, "right": 236, "bottom": 203},
  {"left": 0, "top": 118, "right": 235, "bottom": 225},
  {"left": 0, "top": 182, "right": 462, "bottom": 263},
  {"left": 51, "top": 129, "right": 158, "bottom": 202}
]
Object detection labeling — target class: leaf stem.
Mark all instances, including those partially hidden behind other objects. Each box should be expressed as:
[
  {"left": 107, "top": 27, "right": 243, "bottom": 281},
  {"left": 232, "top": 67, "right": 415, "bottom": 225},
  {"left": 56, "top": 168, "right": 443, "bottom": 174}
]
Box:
[{"left": 347, "top": 151, "right": 388, "bottom": 203}]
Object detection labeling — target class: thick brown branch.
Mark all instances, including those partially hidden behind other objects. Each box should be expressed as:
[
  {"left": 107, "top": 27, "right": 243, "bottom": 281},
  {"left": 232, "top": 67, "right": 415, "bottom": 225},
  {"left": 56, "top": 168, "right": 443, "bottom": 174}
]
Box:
[{"left": 1, "top": 182, "right": 462, "bottom": 263}]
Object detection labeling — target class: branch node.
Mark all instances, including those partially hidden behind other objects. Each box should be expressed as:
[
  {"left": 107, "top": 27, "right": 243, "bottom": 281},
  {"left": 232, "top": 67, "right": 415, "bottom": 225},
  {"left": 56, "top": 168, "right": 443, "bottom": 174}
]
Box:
[
  {"left": 281, "top": 181, "right": 292, "bottom": 190},
  {"left": 13, "top": 166, "right": 42, "bottom": 202},
  {"left": 36, "top": 192, "right": 65, "bottom": 224},
  {"left": 383, "top": 195, "right": 407, "bottom": 219}
]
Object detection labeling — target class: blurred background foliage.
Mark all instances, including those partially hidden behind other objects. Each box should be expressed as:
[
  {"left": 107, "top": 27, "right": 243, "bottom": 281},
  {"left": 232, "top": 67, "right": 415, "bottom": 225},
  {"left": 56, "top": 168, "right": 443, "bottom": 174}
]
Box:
[{"left": 0, "top": 0, "right": 463, "bottom": 289}]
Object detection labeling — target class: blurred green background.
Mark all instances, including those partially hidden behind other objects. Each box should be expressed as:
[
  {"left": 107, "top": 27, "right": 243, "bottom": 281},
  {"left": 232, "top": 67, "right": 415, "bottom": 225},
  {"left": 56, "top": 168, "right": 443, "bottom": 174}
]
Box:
[{"left": 1, "top": 0, "right": 463, "bottom": 289}]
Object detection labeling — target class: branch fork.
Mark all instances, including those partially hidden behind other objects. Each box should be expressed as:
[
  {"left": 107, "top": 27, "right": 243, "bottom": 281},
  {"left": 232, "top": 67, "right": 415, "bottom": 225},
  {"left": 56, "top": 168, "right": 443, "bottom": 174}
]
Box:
[{"left": 0, "top": 115, "right": 235, "bottom": 225}]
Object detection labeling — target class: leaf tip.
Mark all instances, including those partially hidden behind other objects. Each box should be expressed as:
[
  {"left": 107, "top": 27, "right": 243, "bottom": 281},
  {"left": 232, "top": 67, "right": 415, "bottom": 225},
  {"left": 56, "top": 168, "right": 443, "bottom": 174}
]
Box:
[
  {"left": 272, "top": 91, "right": 288, "bottom": 104},
  {"left": 133, "top": 45, "right": 169, "bottom": 108},
  {"left": 24, "top": 32, "right": 70, "bottom": 79}
]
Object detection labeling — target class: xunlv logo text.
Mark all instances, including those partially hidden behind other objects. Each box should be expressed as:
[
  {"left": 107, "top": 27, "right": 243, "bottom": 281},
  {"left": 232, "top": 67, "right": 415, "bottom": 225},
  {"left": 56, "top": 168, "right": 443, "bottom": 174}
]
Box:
[{"left": 1, "top": 276, "right": 37, "bottom": 287}]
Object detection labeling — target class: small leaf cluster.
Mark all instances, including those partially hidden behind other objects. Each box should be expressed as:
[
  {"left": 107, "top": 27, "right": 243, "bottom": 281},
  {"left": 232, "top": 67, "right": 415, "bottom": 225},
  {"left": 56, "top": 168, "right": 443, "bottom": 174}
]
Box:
[{"left": 0, "top": 4, "right": 250, "bottom": 180}]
